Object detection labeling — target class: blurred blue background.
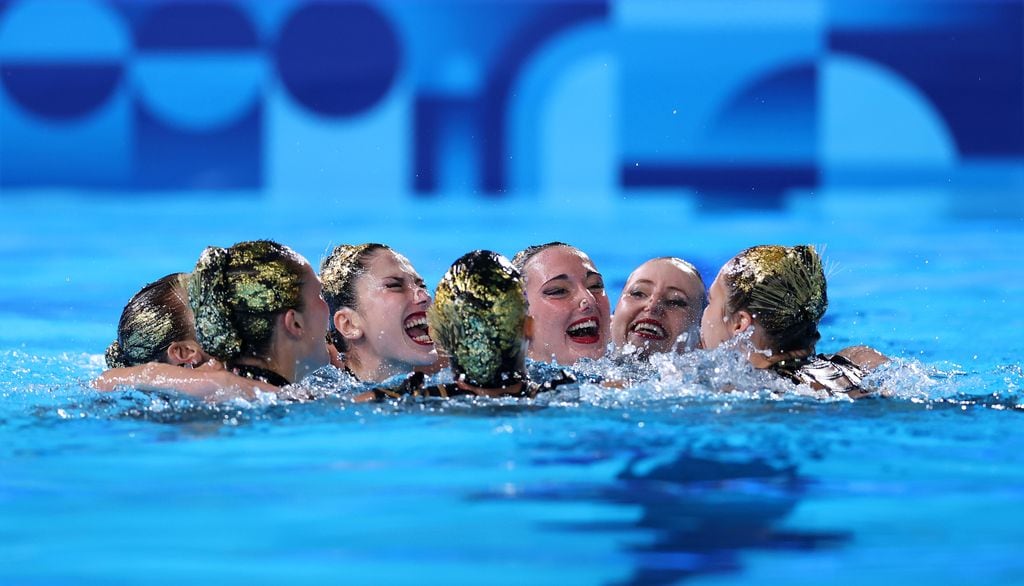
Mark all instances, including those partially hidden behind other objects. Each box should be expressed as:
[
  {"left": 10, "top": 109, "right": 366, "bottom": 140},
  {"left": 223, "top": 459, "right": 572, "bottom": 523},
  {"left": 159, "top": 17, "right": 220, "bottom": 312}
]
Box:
[
  {"left": 0, "top": 0, "right": 1022, "bottom": 361},
  {"left": 0, "top": 0, "right": 1020, "bottom": 204}
]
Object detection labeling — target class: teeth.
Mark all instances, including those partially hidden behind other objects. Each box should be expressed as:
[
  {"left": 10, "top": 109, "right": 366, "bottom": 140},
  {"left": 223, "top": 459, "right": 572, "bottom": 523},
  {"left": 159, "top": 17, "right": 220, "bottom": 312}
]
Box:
[
  {"left": 412, "top": 334, "right": 432, "bottom": 343},
  {"left": 404, "top": 315, "right": 428, "bottom": 330},
  {"left": 567, "top": 319, "right": 598, "bottom": 334},
  {"left": 633, "top": 322, "right": 665, "bottom": 337}
]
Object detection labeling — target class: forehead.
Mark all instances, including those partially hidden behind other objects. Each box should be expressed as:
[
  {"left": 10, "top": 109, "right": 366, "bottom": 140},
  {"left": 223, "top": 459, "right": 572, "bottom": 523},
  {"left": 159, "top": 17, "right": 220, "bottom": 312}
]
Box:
[
  {"left": 629, "top": 258, "right": 702, "bottom": 289},
  {"left": 366, "top": 248, "right": 417, "bottom": 277},
  {"left": 526, "top": 246, "right": 596, "bottom": 277}
]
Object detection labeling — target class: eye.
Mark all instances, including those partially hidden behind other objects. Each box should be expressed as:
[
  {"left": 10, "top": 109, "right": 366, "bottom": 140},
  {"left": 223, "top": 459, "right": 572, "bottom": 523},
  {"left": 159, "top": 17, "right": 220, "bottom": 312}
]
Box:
[
  {"left": 667, "top": 298, "right": 689, "bottom": 308},
  {"left": 384, "top": 280, "right": 403, "bottom": 290},
  {"left": 629, "top": 289, "right": 646, "bottom": 299},
  {"left": 587, "top": 280, "right": 605, "bottom": 292},
  {"left": 542, "top": 287, "right": 568, "bottom": 297}
]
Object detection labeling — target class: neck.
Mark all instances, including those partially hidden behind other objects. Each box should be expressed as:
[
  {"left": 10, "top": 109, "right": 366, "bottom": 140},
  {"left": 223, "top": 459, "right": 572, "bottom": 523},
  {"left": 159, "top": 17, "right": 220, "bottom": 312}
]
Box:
[
  {"left": 345, "top": 348, "right": 408, "bottom": 383},
  {"left": 234, "top": 336, "right": 299, "bottom": 384}
]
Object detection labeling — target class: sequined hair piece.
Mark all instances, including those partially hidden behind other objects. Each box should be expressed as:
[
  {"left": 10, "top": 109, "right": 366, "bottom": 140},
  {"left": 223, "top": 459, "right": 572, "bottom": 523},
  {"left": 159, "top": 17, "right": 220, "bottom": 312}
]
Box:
[
  {"left": 189, "top": 240, "right": 304, "bottom": 362},
  {"left": 724, "top": 245, "right": 827, "bottom": 351},
  {"left": 105, "top": 273, "right": 194, "bottom": 368},
  {"left": 428, "top": 250, "right": 528, "bottom": 389}
]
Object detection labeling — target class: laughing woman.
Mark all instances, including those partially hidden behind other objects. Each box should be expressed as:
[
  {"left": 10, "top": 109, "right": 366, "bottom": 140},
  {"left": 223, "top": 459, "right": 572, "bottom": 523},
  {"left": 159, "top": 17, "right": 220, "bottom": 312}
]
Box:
[
  {"left": 611, "top": 257, "right": 707, "bottom": 360},
  {"left": 511, "top": 242, "right": 611, "bottom": 366},
  {"left": 321, "top": 243, "right": 439, "bottom": 382},
  {"left": 700, "top": 244, "right": 887, "bottom": 398}
]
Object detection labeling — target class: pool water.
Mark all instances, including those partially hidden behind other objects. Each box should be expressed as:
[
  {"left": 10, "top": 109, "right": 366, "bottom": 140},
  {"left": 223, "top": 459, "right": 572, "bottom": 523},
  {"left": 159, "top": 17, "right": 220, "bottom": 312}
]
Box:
[{"left": 1, "top": 192, "right": 1023, "bottom": 585}]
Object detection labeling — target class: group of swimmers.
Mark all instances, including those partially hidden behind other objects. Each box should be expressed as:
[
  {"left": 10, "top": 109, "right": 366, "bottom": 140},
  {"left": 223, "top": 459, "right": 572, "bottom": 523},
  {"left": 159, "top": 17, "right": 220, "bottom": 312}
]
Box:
[{"left": 94, "top": 241, "right": 888, "bottom": 402}]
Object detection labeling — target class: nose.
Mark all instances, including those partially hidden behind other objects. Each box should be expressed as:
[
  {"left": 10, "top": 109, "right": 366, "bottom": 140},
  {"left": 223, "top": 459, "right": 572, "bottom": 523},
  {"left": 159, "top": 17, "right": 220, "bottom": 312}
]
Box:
[
  {"left": 578, "top": 290, "right": 595, "bottom": 312},
  {"left": 646, "top": 296, "right": 665, "bottom": 316},
  {"left": 414, "top": 285, "right": 430, "bottom": 305}
]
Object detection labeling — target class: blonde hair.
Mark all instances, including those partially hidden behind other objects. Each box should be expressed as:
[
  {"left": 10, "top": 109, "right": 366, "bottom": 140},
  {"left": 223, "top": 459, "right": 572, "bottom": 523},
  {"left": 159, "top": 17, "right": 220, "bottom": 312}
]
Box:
[
  {"left": 723, "top": 245, "right": 827, "bottom": 352},
  {"left": 189, "top": 240, "right": 305, "bottom": 362},
  {"left": 428, "top": 251, "right": 527, "bottom": 388}
]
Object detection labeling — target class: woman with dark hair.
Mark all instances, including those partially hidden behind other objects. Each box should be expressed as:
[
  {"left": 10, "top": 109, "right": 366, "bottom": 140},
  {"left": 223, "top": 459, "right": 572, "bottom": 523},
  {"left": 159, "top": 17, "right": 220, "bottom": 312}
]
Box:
[
  {"left": 104, "top": 273, "right": 208, "bottom": 369},
  {"left": 700, "top": 244, "right": 887, "bottom": 398},
  {"left": 94, "top": 240, "right": 330, "bottom": 398},
  {"left": 511, "top": 242, "right": 611, "bottom": 365},
  {"left": 320, "top": 243, "right": 438, "bottom": 382}
]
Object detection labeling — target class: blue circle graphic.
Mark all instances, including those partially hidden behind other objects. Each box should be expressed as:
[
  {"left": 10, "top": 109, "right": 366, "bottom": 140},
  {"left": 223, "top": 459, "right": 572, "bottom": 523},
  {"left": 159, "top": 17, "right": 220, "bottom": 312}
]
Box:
[{"left": 275, "top": 2, "right": 401, "bottom": 117}]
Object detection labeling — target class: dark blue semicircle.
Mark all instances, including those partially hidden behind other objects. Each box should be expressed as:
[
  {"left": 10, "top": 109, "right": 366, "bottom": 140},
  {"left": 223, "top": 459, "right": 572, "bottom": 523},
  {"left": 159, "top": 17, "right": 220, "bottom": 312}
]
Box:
[
  {"left": 1, "top": 64, "right": 122, "bottom": 120},
  {"left": 274, "top": 2, "right": 401, "bottom": 117},
  {"left": 136, "top": 3, "right": 258, "bottom": 50}
]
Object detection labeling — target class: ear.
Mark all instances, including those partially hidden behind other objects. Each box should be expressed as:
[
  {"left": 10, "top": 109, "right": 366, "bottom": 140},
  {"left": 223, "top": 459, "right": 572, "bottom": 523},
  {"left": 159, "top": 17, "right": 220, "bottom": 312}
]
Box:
[
  {"left": 281, "top": 308, "right": 304, "bottom": 339},
  {"left": 522, "top": 315, "right": 535, "bottom": 341},
  {"left": 165, "top": 340, "right": 207, "bottom": 367},
  {"left": 730, "top": 310, "right": 754, "bottom": 335},
  {"left": 334, "top": 307, "right": 364, "bottom": 341}
]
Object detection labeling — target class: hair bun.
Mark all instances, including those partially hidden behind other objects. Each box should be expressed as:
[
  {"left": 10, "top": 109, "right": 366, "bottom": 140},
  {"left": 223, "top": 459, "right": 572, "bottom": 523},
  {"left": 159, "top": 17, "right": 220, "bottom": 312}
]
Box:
[
  {"left": 104, "top": 340, "right": 128, "bottom": 368},
  {"left": 190, "top": 246, "right": 244, "bottom": 360}
]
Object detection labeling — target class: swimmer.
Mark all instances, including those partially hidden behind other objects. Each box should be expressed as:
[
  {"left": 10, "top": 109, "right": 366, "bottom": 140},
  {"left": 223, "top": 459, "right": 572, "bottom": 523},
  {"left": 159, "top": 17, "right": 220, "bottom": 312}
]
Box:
[
  {"left": 188, "top": 239, "right": 331, "bottom": 387},
  {"left": 511, "top": 242, "right": 611, "bottom": 365},
  {"left": 611, "top": 257, "right": 706, "bottom": 359},
  {"left": 320, "top": 243, "right": 438, "bottom": 382},
  {"left": 103, "top": 273, "right": 208, "bottom": 369},
  {"left": 700, "top": 245, "right": 887, "bottom": 398},
  {"left": 93, "top": 256, "right": 312, "bottom": 397},
  {"left": 356, "top": 250, "right": 574, "bottom": 401}
]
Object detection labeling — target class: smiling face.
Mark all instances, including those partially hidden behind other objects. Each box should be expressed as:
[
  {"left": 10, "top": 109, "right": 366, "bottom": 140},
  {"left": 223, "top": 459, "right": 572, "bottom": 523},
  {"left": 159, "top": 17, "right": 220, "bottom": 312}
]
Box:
[
  {"left": 520, "top": 245, "right": 610, "bottom": 364},
  {"left": 347, "top": 249, "right": 437, "bottom": 375},
  {"left": 612, "top": 258, "right": 706, "bottom": 357}
]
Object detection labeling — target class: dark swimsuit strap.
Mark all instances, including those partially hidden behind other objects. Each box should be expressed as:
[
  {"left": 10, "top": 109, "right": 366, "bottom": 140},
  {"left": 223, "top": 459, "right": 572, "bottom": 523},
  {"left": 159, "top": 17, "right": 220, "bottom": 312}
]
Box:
[
  {"left": 366, "top": 369, "right": 577, "bottom": 401},
  {"left": 232, "top": 364, "right": 291, "bottom": 388}
]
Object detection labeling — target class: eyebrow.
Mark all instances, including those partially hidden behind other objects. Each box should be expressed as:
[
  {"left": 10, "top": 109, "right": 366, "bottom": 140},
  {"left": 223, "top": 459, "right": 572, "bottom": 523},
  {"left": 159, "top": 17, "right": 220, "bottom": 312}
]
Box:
[{"left": 630, "top": 279, "right": 693, "bottom": 295}]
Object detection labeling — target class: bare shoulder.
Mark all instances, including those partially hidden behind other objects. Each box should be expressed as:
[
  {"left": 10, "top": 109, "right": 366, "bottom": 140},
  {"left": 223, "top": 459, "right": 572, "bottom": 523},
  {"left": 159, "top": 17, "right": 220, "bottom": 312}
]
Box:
[{"left": 836, "top": 345, "right": 889, "bottom": 371}]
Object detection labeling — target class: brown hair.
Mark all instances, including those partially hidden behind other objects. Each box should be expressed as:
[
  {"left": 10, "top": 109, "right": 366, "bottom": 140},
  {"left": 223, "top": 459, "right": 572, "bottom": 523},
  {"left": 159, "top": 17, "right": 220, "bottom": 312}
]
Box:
[
  {"left": 319, "top": 243, "right": 390, "bottom": 352},
  {"left": 722, "top": 245, "right": 827, "bottom": 353},
  {"left": 105, "top": 273, "right": 194, "bottom": 368}
]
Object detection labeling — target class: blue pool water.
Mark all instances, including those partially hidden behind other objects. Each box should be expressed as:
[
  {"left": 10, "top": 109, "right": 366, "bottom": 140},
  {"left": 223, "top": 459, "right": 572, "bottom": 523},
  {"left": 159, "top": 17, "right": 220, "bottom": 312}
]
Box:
[{"left": 1, "top": 192, "right": 1023, "bottom": 584}]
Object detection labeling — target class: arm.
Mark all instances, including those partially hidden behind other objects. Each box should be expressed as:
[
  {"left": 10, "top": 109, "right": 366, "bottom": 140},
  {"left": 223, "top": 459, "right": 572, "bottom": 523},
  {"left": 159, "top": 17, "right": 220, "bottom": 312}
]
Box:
[
  {"left": 837, "top": 345, "right": 889, "bottom": 371},
  {"left": 92, "top": 361, "right": 278, "bottom": 401}
]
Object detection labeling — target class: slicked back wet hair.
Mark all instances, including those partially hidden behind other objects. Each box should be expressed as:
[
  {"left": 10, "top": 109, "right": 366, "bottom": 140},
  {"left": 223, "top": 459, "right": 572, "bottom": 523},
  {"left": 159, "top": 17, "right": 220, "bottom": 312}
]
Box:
[
  {"left": 428, "top": 250, "right": 528, "bottom": 389},
  {"left": 319, "top": 243, "right": 390, "bottom": 352},
  {"left": 105, "top": 273, "right": 194, "bottom": 368},
  {"left": 189, "top": 240, "right": 306, "bottom": 363},
  {"left": 722, "top": 245, "right": 827, "bottom": 353},
  {"left": 511, "top": 242, "right": 572, "bottom": 274}
]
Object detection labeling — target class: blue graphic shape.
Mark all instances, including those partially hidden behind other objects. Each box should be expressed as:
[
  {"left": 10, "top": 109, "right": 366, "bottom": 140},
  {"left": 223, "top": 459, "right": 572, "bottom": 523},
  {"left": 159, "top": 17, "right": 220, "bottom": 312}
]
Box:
[
  {"left": 1, "top": 64, "right": 121, "bottom": 119},
  {"left": 830, "top": 0, "right": 1024, "bottom": 156},
  {"left": 509, "top": 23, "right": 614, "bottom": 194},
  {"left": 706, "top": 63, "right": 817, "bottom": 163},
  {"left": 275, "top": 2, "right": 400, "bottom": 117},
  {"left": 134, "top": 100, "right": 261, "bottom": 190},
  {"left": 135, "top": 2, "right": 258, "bottom": 50},
  {"left": 412, "top": 2, "right": 608, "bottom": 194},
  {"left": 822, "top": 53, "right": 956, "bottom": 168},
  {"left": 0, "top": 86, "right": 131, "bottom": 186},
  {"left": 133, "top": 55, "right": 263, "bottom": 131},
  {"left": 0, "top": 0, "right": 129, "bottom": 59},
  {"left": 0, "top": 0, "right": 127, "bottom": 120}
]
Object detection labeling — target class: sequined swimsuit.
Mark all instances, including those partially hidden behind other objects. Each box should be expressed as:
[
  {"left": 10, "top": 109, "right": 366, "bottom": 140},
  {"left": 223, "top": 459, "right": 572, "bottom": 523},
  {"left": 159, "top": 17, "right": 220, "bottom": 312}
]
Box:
[
  {"left": 231, "top": 364, "right": 290, "bottom": 388},
  {"left": 771, "top": 353, "right": 871, "bottom": 398},
  {"left": 366, "top": 370, "right": 577, "bottom": 401}
]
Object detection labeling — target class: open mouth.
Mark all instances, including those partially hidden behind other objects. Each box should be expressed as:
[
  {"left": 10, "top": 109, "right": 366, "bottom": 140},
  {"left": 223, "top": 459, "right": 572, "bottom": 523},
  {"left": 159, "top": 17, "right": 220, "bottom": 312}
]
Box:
[
  {"left": 404, "top": 312, "right": 433, "bottom": 346},
  {"left": 630, "top": 319, "right": 666, "bottom": 341},
  {"left": 566, "top": 317, "right": 600, "bottom": 344}
]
